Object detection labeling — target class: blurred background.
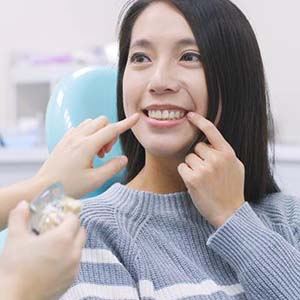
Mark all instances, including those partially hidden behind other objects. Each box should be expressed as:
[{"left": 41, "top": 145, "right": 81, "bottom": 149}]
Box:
[{"left": 0, "top": 0, "right": 299, "bottom": 196}]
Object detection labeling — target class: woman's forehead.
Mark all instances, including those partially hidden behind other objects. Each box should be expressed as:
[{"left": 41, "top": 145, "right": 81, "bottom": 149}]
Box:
[
  {"left": 129, "top": 37, "right": 198, "bottom": 52},
  {"left": 131, "top": 1, "right": 195, "bottom": 43}
]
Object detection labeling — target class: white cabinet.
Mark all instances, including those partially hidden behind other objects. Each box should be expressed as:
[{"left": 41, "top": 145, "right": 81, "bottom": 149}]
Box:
[
  {"left": 9, "top": 63, "right": 84, "bottom": 127},
  {"left": 0, "top": 147, "right": 48, "bottom": 186}
]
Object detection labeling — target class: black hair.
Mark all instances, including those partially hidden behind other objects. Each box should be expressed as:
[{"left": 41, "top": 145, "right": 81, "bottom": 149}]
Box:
[{"left": 116, "top": 0, "right": 281, "bottom": 203}]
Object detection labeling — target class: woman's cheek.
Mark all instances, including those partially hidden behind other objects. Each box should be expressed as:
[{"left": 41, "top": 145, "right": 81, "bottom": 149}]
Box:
[
  {"left": 122, "top": 72, "right": 134, "bottom": 116},
  {"left": 123, "top": 73, "right": 146, "bottom": 116}
]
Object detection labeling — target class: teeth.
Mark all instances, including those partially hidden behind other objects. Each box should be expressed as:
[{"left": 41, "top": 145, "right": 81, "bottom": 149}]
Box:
[
  {"left": 148, "top": 110, "right": 186, "bottom": 120},
  {"left": 162, "top": 110, "right": 169, "bottom": 119}
]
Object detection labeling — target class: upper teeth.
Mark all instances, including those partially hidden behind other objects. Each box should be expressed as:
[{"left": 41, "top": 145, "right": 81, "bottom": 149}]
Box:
[{"left": 148, "top": 110, "right": 186, "bottom": 120}]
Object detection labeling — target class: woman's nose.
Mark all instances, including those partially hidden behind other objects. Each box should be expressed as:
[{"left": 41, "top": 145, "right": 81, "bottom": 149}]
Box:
[{"left": 148, "top": 67, "right": 180, "bottom": 95}]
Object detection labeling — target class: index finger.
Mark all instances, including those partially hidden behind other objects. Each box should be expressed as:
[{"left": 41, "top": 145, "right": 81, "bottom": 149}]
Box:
[
  {"left": 91, "top": 113, "right": 140, "bottom": 151},
  {"left": 187, "top": 112, "right": 233, "bottom": 153},
  {"left": 114, "top": 112, "right": 140, "bottom": 135}
]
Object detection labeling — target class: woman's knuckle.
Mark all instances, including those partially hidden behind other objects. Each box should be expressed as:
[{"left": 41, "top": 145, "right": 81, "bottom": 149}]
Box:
[
  {"left": 223, "top": 150, "right": 235, "bottom": 160},
  {"left": 205, "top": 165, "right": 215, "bottom": 175},
  {"left": 188, "top": 174, "right": 198, "bottom": 187}
]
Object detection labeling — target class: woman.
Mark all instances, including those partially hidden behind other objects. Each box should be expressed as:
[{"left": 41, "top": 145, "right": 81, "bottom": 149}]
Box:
[{"left": 61, "top": 0, "right": 300, "bottom": 299}]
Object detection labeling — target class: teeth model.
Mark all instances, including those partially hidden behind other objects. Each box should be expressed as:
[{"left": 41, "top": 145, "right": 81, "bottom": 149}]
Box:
[
  {"left": 29, "top": 183, "right": 81, "bottom": 234},
  {"left": 37, "top": 196, "right": 81, "bottom": 234}
]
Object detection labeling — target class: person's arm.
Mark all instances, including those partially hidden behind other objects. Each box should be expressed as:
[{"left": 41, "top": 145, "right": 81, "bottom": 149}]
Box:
[
  {"left": 0, "top": 113, "right": 140, "bottom": 230},
  {"left": 0, "top": 201, "right": 86, "bottom": 300},
  {"left": 207, "top": 201, "right": 300, "bottom": 299}
]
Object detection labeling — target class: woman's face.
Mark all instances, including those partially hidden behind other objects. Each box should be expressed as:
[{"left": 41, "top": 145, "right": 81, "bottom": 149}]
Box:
[{"left": 123, "top": 1, "right": 208, "bottom": 158}]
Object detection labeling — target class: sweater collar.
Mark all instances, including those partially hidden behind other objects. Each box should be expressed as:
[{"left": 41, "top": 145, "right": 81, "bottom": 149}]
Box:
[{"left": 102, "top": 182, "right": 207, "bottom": 221}]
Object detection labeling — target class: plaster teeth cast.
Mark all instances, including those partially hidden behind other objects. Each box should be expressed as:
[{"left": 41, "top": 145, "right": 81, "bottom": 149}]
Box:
[{"left": 29, "top": 183, "right": 81, "bottom": 234}]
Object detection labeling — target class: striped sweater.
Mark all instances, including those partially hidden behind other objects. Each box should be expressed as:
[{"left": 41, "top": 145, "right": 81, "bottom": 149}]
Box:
[{"left": 61, "top": 183, "right": 300, "bottom": 300}]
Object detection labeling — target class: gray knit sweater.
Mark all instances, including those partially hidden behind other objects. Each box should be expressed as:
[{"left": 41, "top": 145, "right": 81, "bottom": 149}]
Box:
[{"left": 61, "top": 183, "right": 300, "bottom": 300}]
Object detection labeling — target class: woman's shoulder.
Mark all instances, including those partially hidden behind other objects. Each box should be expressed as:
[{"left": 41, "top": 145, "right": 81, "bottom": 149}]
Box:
[
  {"left": 78, "top": 185, "right": 140, "bottom": 265},
  {"left": 251, "top": 191, "right": 300, "bottom": 227},
  {"left": 79, "top": 184, "right": 123, "bottom": 226}
]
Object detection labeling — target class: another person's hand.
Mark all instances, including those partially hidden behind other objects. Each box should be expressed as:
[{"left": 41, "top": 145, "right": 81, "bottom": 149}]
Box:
[
  {"left": 35, "top": 113, "right": 140, "bottom": 198},
  {"left": 0, "top": 201, "right": 86, "bottom": 300}
]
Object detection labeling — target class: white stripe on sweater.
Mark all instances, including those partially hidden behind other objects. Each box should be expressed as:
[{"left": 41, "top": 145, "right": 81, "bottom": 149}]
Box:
[
  {"left": 139, "top": 279, "right": 244, "bottom": 299},
  {"left": 73, "top": 249, "right": 245, "bottom": 299},
  {"left": 61, "top": 280, "right": 244, "bottom": 300},
  {"left": 60, "top": 283, "right": 139, "bottom": 300},
  {"left": 81, "top": 248, "right": 122, "bottom": 265}
]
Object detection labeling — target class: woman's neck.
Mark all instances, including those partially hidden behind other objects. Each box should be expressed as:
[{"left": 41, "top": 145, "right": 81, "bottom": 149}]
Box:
[{"left": 126, "top": 154, "right": 187, "bottom": 194}]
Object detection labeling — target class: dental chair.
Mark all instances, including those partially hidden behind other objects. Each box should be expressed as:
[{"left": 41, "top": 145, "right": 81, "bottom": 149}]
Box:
[{"left": 0, "top": 66, "right": 123, "bottom": 252}]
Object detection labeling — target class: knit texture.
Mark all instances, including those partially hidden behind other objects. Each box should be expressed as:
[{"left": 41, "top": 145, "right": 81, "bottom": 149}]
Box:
[{"left": 61, "top": 183, "right": 300, "bottom": 300}]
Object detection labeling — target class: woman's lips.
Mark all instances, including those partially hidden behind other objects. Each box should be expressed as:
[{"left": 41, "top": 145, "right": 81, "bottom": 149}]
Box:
[{"left": 141, "top": 111, "right": 187, "bottom": 128}]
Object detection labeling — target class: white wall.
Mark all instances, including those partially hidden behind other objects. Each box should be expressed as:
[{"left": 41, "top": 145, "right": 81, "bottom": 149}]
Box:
[
  {"left": 0, "top": 0, "right": 127, "bottom": 127},
  {"left": 0, "top": 0, "right": 299, "bottom": 144},
  {"left": 231, "top": 0, "right": 300, "bottom": 144}
]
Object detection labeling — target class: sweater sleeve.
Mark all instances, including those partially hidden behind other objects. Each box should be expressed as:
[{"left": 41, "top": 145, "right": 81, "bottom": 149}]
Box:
[
  {"left": 206, "top": 201, "right": 300, "bottom": 300},
  {"left": 60, "top": 206, "right": 140, "bottom": 300}
]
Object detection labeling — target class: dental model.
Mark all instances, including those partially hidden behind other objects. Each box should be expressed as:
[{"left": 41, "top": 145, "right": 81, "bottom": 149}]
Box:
[{"left": 29, "top": 183, "right": 81, "bottom": 234}]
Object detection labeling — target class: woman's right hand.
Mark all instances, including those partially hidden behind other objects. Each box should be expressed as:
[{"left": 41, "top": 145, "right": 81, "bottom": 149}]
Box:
[
  {"left": 35, "top": 113, "right": 140, "bottom": 198},
  {"left": 0, "top": 201, "right": 86, "bottom": 300}
]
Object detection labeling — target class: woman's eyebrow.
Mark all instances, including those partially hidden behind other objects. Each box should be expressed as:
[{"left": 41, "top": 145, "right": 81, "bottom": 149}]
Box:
[{"left": 130, "top": 38, "right": 198, "bottom": 50}]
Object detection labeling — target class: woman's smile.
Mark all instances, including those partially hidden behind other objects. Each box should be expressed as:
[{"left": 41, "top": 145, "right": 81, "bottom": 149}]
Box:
[
  {"left": 141, "top": 109, "right": 188, "bottom": 129},
  {"left": 139, "top": 103, "right": 191, "bottom": 129}
]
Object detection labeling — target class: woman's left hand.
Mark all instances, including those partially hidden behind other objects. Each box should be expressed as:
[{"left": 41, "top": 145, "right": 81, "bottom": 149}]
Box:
[{"left": 177, "top": 112, "right": 245, "bottom": 228}]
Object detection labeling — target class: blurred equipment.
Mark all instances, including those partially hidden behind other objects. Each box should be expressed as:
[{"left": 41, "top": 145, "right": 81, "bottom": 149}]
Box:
[{"left": 0, "top": 134, "right": 5, "bottom": 147}]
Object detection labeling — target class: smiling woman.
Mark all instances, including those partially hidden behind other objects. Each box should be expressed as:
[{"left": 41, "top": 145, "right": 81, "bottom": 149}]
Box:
[
  {"left": 60, "top": 1, "right": 300, "bottom": 300},
  {"left": 117, "top": 0, "right": 277, "bottom": 200}
]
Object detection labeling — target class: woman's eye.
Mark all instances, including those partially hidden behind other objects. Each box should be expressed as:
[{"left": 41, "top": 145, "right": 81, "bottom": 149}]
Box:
[
  {"left": 181, "top": 52, "right": 201, "bottom": 62},
  {"left": 130, "top": 53, "right": 151, "bottom": 64}
]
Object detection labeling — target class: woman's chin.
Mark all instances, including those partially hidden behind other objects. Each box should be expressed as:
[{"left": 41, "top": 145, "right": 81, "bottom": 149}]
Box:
[{"left": 144, "top": 144, "right": 192, "bottom": 159}]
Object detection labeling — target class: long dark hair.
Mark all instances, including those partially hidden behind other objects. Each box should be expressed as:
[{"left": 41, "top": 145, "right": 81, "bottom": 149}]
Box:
[{"left": 116, "top": 0, "right": 281, "bottom": 203}]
